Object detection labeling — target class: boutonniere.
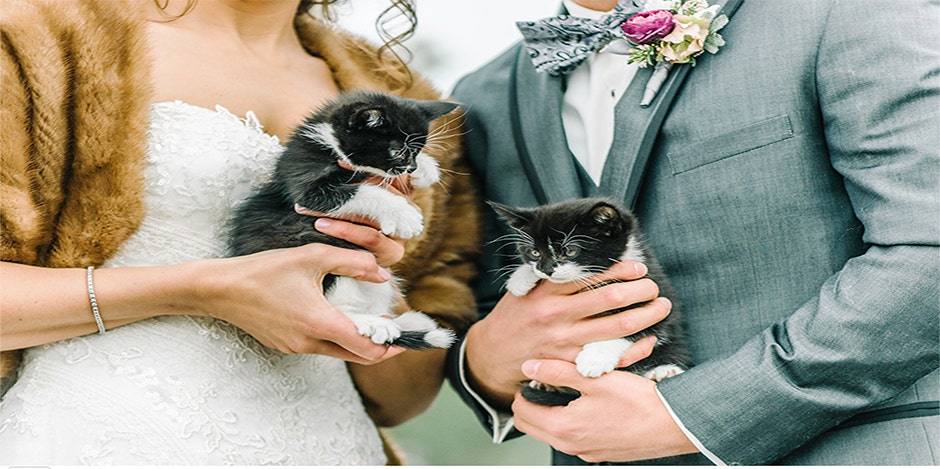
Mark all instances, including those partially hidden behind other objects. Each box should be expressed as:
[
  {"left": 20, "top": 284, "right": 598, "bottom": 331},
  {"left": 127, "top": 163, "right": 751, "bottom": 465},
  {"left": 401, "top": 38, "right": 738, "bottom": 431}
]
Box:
[
  {"left": 515, "top": 0, "right": 729, "bottom": 106},
  {"left": 619, "top": 0, "right": 729, "bottom": 106}
]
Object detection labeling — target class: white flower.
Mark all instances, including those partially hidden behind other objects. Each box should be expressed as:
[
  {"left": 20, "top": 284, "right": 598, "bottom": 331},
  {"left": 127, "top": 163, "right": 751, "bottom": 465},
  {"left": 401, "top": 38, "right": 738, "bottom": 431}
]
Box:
[
  {"left": 696, "top": 4, "right": 723, "bottom": 20},
  {"left": 643, "top": 0, "right": 678, "bottom": 12}
]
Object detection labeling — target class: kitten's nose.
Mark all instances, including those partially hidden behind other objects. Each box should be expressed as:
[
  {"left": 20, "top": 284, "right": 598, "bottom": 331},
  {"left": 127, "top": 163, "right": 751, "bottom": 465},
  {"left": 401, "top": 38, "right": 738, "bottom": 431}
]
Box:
[{"left": 536, "top": 261, "right": 555, "bottom": 278}]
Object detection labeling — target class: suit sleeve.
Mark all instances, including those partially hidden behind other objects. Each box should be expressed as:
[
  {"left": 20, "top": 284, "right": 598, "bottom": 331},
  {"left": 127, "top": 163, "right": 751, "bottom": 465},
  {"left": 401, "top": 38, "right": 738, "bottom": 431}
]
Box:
[{"left": 656, "top": 0, "right": 940, "bottom": 464}]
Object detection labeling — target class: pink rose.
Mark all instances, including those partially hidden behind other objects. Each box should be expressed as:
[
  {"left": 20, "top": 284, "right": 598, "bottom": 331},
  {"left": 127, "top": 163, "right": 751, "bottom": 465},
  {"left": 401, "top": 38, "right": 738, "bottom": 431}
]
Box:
[{"left": 620, "top": 10, "right": 676, "bottom": 45}]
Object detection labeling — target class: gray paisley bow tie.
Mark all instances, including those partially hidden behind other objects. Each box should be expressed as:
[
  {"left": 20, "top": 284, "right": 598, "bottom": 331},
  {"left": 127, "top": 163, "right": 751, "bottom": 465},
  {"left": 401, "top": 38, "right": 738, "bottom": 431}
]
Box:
[{"left": 517, "top": 0, "right": 642, "bottom": 76}]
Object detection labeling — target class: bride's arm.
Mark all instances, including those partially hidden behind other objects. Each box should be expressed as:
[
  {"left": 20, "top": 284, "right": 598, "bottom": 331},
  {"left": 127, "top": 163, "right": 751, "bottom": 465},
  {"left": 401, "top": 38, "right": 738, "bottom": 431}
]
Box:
[
  {"left": 0, "top": 245, "right": 400, "bottom": 364},
  {"left": 1, "top": 261, "right": 194, "bottom": 349}
]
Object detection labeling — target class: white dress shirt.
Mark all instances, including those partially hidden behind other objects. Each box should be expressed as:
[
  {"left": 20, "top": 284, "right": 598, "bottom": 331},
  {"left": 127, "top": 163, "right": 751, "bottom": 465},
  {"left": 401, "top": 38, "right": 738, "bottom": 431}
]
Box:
[
  {"left": 561, "top": 0, "right": 637, "bottom": 185},
  {"left": 460, "top": 1, "right": 724, "bottom": 464}
]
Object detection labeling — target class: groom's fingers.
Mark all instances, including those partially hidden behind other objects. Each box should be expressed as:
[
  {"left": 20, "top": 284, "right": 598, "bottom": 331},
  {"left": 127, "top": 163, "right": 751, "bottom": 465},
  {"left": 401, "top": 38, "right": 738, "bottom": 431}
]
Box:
[
  {"left": 540, "top": 260, "right": 648, "bottom": 296},
  {"left": 521, "top": 358, "right": 588, "bottom": 390},
  {"left": 512, "top": 360, "right": 585, "bottom": 446},
  {"left": 617, "top": 335, "right": 658, "bottom": 369},
  {"left": 520, "top": 333, "right": 659, "bottom": 386}
]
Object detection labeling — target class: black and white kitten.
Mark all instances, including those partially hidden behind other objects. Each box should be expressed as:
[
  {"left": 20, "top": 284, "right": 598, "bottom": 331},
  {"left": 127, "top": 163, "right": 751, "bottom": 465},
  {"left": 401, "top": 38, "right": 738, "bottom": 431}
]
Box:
[
  {"left": 490, "top": 198, "right": 691, "bottom": 406},
  {"left": 228, "top": 91, "right": 459, "bottom": 350}
]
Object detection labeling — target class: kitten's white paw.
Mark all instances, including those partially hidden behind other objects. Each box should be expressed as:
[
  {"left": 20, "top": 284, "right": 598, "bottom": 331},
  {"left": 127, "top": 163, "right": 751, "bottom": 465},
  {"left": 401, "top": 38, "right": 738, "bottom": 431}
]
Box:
[
  {"left": 380, "top": 206, "right": 424, "bottom": 239},
  {"left": 351, "top": 315, "right": 401, "bottom": 345},
  {"left": 506, "top": 266, "right": 539, "bottom": 296},
  {"left": 576, "top": 339, "right": 633, "bottom": 378},
  {"left": 410, "top": 153, "right": 440, "bottom": 188},
  {"left": 332, "top": 185, "right": 424, "bottom": 239},
  {"left": 643, "top": 364, "right": 685, "bottom": 382}
]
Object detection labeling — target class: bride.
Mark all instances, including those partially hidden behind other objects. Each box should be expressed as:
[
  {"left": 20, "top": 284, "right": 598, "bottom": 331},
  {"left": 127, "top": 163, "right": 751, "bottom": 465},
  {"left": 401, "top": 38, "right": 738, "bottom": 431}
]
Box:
[{"left": 0, "top": 0, "right": 479, "bottom": 464}]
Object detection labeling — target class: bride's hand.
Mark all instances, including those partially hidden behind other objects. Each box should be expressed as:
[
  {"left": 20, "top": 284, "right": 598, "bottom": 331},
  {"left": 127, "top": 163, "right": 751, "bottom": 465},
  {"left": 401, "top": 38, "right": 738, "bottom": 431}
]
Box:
[
  {"left": 295, "top": 174, "right": 414, "bottom": 267},
  {"left": 192, "top": 244, "right": 405, "bottom": 364}
]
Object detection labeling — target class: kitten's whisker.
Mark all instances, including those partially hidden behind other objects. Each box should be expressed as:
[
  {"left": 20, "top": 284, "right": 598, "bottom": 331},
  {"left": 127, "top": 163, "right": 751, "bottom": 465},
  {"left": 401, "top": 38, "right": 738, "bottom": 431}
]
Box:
[
  {"left": 429, "top": 114, "right": 466, "bottom": 135},
  {"left": 565, "top": 240, "right": 591, "bottom": 251},
  {"left": 488, "top": 238, "right": 529, "bottom": 252},
  {"left": 432, "top": 167, "right": 470, "bottom": 179},
  {"left": 424, "top": 131, "right": 467, "bottom": 149},
  {"left": 568, "top": 234, "right": 601, "bottom": 244},
  {"left": 559, "top": 226, "right": 584, "bottom": 250},
  {"left": 490, "top": 264, "right": 523, "bottom": 283},
  {"left": 490, "top": 232, "right": 531, "bottom": 243},
  {"left": 425, "top": 122, "right": 468, "bottom": 150},
  {"left": 573, "top": 278, "right": 596, "bottom": 292},
  {"left": 377, "top": 174, "right": 397, "bottom": 188},
  {"left": 340, "top": 153, "right": 365, "bottom": 184},
  {"left": 427, "top": 127, "right": 468, "bottom": 141}
]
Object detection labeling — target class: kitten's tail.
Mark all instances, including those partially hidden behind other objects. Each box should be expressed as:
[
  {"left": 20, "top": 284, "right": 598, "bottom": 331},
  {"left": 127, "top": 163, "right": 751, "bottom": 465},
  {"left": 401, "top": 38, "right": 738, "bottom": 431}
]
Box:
[
  {"left": 389, "top": 311, "right": 456, "bottom": 350},
  {"left": 520, "top": 380, "right": 581, "bottom": 407},
  {"left": 392, "top": 328, "right": 456, "bottom": 350}
]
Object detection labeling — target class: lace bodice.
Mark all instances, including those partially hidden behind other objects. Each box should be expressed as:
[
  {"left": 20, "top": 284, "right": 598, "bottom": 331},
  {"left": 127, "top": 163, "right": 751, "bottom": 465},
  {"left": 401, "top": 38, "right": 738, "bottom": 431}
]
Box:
[{"left": 0, "top": 102, "right": 385, "bottom": 465}]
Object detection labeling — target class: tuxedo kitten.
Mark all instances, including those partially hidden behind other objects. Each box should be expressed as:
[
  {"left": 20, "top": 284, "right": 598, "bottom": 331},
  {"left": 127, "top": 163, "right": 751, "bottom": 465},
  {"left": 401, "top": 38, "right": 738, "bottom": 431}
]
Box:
[
  {"left": 490, "top": 198, "right": 691, "bottom": 406},
  {"left": 228, "top": 91, "right": 459, "bottom": 350}
]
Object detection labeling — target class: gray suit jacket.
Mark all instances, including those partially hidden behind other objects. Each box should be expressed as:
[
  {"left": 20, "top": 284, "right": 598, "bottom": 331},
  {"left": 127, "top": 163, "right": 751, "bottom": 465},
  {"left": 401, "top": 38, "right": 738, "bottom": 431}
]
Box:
[{"left": 448, "top": 0, "right": 939, "bottom": 464}]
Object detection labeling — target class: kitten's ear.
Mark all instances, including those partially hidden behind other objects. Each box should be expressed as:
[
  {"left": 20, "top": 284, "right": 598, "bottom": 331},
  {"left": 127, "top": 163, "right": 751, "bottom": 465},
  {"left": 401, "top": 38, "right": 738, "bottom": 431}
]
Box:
[
  {"left": 588, "top": 202, "right": 630, "bottom": 236},
  {"left": 487, "top": 201, "right": 533, "bottom": 231},
  {"left": 419, "top": 100, "right": 460, "bottom": 121},
  {"left": 349, "top": 108, "right": 387, "bottom": 129}
]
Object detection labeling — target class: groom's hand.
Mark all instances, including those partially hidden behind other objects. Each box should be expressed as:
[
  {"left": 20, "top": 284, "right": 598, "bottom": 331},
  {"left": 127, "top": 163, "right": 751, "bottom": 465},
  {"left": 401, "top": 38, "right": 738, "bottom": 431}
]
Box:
[
  {"left": 511, "top": 357, "right": 698, "bottom": 463},
  {"left": 463, "top": 261, "right": 674, "bottom": 408}
]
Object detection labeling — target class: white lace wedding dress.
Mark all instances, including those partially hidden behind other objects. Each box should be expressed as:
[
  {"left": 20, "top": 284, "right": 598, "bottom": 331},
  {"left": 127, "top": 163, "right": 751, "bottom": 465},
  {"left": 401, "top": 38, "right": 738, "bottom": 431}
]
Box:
[{"left": 0, "top": 102, "right": 386, "bottom": 465}]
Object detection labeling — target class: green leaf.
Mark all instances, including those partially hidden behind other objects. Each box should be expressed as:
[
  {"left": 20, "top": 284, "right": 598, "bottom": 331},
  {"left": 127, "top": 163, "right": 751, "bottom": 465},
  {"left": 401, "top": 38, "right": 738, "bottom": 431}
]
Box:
[
  {"left": 710, "top": 14, "right": 729, "bottom": 33},
  {"left": 703, "top": 32, "right": 725, "bottom": 54}
]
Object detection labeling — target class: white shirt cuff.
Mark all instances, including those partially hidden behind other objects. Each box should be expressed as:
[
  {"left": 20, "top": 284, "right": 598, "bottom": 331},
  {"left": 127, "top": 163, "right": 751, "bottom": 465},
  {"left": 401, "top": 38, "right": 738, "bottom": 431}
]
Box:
[
  {"left": 457, "top": 339, "right": 517, "bottom": 443},
  {"left": 656, "top": 387, "right": 727, "bottom": 465}
]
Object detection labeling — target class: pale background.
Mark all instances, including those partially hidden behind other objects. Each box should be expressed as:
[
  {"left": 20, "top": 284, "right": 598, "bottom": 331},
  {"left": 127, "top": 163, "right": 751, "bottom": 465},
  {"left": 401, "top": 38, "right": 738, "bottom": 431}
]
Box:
[
  {"left": 333, "top": 0, "right": 557, "bottom": 93},
  {"left": 334, "top": 0, "right": 559, "bottom": 465}
]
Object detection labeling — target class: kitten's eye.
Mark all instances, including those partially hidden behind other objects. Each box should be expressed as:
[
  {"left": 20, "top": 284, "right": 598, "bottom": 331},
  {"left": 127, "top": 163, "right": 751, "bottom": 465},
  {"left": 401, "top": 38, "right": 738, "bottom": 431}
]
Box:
[
  {"left": 388, "top": 146, "right": 402, "bottom": 158},
  {"left": 564, "top": 246, "right": 580, "bottom": 257},
  {"left": 526, "top": 249, "right": 541, "bottom": 259}
]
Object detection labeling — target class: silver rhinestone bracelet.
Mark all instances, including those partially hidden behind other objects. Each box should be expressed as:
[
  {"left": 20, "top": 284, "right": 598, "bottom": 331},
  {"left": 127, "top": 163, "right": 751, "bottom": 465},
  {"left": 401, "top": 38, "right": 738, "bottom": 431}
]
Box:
[{"left": 86, "top": 266, "right": 106, "bottom": 334}]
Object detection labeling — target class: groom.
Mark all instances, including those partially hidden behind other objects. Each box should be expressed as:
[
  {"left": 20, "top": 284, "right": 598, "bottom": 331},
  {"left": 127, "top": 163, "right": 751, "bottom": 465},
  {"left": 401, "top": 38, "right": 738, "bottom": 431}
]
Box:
[{"left": 447, "top": 0, "right": 939, "bottom": 464}]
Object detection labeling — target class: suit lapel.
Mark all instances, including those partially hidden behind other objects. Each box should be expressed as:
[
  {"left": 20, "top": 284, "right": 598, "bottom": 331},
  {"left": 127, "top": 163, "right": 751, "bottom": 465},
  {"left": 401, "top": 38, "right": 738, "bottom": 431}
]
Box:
[
  {"left": 509, "top": 47, "right": 583, "bottom": 205},
  {"left": 598, "top": 0, "right": 746, "bottom": 208},
  {"left": 596, "top": 63, "right": 690, "bottom": 206}
]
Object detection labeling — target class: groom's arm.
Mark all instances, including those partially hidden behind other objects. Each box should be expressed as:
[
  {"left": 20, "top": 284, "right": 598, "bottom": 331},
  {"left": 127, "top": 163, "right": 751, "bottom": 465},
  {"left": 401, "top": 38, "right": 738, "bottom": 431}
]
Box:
[{"left": 657, "top": 0, "right": 940, "bottom": 464}]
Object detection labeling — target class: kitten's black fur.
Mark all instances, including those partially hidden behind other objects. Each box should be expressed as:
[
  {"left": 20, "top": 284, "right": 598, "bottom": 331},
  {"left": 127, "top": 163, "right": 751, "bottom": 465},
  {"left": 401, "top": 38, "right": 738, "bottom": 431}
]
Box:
[
  {"left": 228, "top": 91, "right": 459, "bottom": 350},
  {"left": 490, "top": 198, "right": 691, "bottom": 406}
]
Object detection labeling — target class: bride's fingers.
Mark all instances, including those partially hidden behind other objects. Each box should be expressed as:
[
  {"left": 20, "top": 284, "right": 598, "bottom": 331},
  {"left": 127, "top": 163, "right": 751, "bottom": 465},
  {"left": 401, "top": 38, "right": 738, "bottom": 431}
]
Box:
[
  {"left": 291, "top": 336, "right": 405, "bottom": 364},
  {"left": 295, "top": 204, "right": 383, "bottom": 231},
  {"left": 301, "top": 310, "right": 407, "bottom": 363},
  {"left": 294, "top": 244, "right": 392, "bottom": 283},
  {"left": 313, "top": 218, "right": 405, "bottom": 267}
]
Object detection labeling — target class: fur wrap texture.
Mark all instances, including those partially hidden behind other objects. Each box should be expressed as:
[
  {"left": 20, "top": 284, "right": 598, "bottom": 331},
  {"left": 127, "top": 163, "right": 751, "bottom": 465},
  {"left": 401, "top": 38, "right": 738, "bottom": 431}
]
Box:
[{"left": 0, "top": 0, "right": 482, "bottom": 459}]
